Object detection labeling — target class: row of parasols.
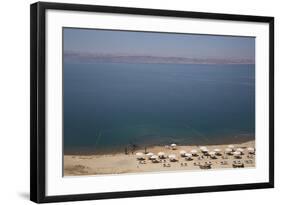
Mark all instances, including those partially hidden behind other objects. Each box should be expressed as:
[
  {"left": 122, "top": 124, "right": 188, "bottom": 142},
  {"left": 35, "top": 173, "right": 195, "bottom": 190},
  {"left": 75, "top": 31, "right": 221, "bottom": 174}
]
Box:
[
  {"left": 136, "top": 152, "right": 178, "bottom": 162},
  {"left": 197, "top": 145, "right": 255, "bottom": 157},
  {"left": 136, "top": 144, "right": 255, "bottom": 161}
]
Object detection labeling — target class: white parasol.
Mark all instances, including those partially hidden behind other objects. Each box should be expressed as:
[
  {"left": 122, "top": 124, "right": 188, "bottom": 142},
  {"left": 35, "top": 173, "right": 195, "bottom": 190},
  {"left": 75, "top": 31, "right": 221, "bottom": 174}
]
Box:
[
  {"left": 179, "top": 150, "right": 186, "bottom": 157},
  {"left": 184, "top": 153, "right": 192, "bottom": 158},
  {"left": 191, "top": 149, "right": 198, "bottom": 155},
  {"left": 150, "top": 155, "right": 158, "bottom": 160},
  {"left": 225, "top": 148, "right": 232, "bottom": 154},
  {"left": 136, "top": 152, "right": 144, "bottom": 160},
  {"left": 236, "top": 148, "right": 244, "bottom": 153},
  {"left": 247, "top": 147, "right": 255, "bottom": 154}
]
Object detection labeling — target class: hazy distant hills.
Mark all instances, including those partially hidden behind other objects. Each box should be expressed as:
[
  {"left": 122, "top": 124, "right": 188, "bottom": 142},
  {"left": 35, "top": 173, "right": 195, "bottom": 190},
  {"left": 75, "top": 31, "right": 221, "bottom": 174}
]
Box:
[{"left": 64, "top": 51, "right": 254, "bottom": 65}]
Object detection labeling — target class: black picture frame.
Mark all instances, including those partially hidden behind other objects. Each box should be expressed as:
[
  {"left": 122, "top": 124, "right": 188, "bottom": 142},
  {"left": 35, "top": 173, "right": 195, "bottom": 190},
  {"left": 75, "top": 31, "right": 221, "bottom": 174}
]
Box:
[{"left": 30, "top": 2, "right": 274, "bottom": 203}]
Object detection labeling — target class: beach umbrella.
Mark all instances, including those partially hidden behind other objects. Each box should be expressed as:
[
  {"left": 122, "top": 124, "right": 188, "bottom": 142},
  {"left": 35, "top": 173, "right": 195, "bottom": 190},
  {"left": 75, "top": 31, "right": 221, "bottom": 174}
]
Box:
[
  {"left": 200, "top": 146, "right": 208, "bottom": 153},
  {"left": 228, "top": 145, "right": 235, "bottom": 150},
  {"left": 146, "top": 152, "right": 154, "bottom": 159},
  {"left": 191, "top": 149, "right": 198, "bottom": 155},
  {"left": 168, "top": 154, "right": 176, "bottom": 158},
  {"left": 209, "top": 151, "right": 217, "bottom": 158},
  {"left": 200, "top": 146, "right": 207, "bottom": 151},
  {"left": 236, "top": 148, "right": 244, "bottom": 153},
  {"left": 150, "top": 155, "right": 158, "bottom": 160},
  {"left": 171, "top": 144, "right": 177, "bottom": 150},
  {"left": 168, "top": 154, "right": 177, "bottom": 161},
  {"left": 233, "top": 151, "right": 241, "bottom": 156},
  {"left": 158, "top": 152, "right": 166, "bottom": 159},
  {"left": 136, "top": 152, "right": 144, "bottom": 160},
  {"left": 247, "top": 147, "right": 255, "bottom": 154},
  {"left": 184, "top": 153, "right": 192, "bottom": 158},
  {"left": 158, "top": 152, "right": 165, "bottom": 156},
  {"left": 214, "top": 148, "right": 221, "bottom": 153},
  {"left": 214, "top": 148, "right": 222, "bottom": 155},
  {"left": 225, "top": 148, "right": 232, "bottom": 154},
  {"left": 179, "top": 150, "right": 186, "bottom": 157},
  {"left": 233, "top": 151, "right": 242, "bottom": 159},
  {"left": 201, "top": 148, "right": 209, "bottom": 153},
  {"left": 184, "top": 153, "right": 192, "bottom": 160}
]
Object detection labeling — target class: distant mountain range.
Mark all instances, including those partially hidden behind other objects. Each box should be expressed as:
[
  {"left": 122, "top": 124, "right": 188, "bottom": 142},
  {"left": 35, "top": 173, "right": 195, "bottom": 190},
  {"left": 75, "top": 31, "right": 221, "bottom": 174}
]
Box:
[{"left": 64, "top": 51, "right": 254, "bottom": 65}]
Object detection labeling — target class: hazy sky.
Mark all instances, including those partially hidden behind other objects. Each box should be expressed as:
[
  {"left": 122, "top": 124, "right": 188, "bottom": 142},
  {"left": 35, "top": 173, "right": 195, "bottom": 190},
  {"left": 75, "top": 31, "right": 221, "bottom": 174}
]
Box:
[{"left": 64, "top": 28, "right": 255, "bottom": 61}]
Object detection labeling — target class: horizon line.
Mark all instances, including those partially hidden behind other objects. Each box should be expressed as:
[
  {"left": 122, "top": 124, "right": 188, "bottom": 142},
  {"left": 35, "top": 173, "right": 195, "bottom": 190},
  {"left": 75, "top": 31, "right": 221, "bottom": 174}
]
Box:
[{"left": 64, "top": 50, "right": 255, "bottom": 65}]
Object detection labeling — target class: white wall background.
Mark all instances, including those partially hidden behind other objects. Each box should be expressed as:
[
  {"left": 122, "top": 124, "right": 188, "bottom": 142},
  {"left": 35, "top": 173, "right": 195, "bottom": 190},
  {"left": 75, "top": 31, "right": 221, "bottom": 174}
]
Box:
[{"left": 0, "top": 0, "right": 279, "bottom": 204}]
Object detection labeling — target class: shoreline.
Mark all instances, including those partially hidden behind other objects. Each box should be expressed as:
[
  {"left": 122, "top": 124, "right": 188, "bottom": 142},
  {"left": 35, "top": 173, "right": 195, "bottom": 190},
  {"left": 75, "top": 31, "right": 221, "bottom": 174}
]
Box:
[
  {"left": 64, "top": 137, "right": 255, "bottom": 156},
  {"left": 64, "top": 140, "right": 255, "bottom": 176}
]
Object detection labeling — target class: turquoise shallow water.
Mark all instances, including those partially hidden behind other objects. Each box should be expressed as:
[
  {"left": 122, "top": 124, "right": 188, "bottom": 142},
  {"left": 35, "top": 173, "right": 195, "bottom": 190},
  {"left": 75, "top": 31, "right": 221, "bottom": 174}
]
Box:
[{"left": 63, "top": 63, "right": 255, "bottom": 154}]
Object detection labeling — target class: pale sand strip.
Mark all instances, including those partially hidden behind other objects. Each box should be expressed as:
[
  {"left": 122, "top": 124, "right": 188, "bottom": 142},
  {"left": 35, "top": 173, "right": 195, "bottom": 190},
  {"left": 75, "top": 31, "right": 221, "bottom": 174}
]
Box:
[{"left": 64, "top": 140, "right": 255, "bottom": 176}]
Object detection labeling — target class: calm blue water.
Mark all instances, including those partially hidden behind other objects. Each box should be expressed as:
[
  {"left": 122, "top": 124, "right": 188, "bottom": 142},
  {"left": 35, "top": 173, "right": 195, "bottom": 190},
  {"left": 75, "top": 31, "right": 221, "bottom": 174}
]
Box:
[{"left": 64, "top": 63, "right": 255, "bottom": 154}]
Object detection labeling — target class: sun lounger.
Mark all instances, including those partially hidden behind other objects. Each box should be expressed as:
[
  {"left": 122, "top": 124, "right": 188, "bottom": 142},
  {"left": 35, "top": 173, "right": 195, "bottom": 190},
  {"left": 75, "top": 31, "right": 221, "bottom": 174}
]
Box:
[
  {"left": 232, "top": 162, "right": 244, "bottom": 168},
  {"left": 199, "top": 164, "right": 212, "bottom": 169}
]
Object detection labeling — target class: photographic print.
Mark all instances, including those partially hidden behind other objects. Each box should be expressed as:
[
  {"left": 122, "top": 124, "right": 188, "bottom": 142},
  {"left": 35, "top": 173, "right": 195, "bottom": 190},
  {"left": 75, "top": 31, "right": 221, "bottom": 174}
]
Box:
[
  {"left": 31, "top": 2, "right": 274, "bottom": 202},
  {"left": 63, "top": 28, "right": 256, "bottom": 176}
]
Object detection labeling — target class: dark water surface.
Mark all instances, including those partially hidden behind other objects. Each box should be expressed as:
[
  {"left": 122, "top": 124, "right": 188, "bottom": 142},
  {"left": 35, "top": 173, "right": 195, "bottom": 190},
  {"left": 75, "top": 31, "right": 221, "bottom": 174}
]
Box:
[{"left": 64, "top": 63, "right": 255, "bottom": 154}]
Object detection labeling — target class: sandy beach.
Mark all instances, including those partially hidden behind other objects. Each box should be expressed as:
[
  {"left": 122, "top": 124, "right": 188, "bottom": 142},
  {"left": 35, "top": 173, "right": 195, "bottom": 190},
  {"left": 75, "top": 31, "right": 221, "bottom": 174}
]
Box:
[{"left": 64, "top": 140, "right": 255, "bottom": 176}]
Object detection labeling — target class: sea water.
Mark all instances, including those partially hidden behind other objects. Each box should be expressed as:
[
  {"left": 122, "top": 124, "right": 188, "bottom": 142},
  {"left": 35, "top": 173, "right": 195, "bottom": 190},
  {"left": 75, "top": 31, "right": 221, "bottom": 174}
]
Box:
[{"left": 64, "top": 63, "right": 255, "bottom": 154}]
